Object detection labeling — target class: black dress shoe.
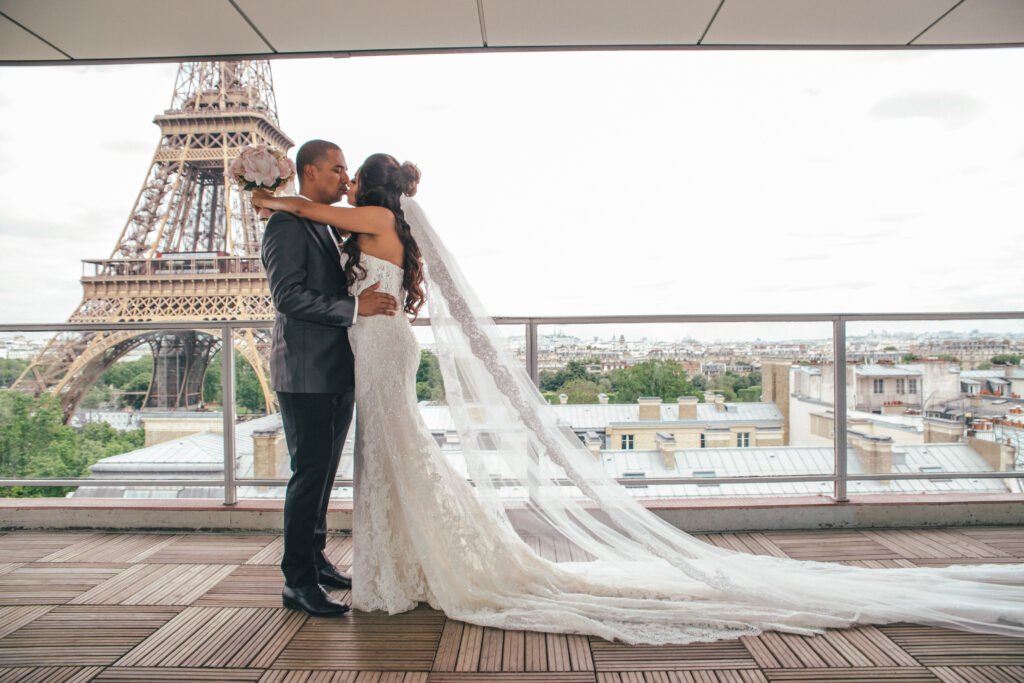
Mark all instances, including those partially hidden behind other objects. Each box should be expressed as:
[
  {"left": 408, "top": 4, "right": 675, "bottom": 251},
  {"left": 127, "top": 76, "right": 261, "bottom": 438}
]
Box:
[
  {"left": 317, "top": 564, "right": 352, "bottom": 590},
  {"left": 282, "top": 583, "right": 350, "bottom": 617}
]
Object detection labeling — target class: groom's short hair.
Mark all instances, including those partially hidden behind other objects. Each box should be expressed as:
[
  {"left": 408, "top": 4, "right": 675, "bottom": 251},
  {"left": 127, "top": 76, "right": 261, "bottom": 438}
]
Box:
[{"left": 296, "top": 139, "right": 342, "bottom": 180}]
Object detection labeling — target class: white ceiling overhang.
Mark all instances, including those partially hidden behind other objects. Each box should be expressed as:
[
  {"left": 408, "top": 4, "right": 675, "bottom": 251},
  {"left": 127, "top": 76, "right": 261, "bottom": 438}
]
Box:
[{"left": 1, "top": 0, "right": 1023, "bottom": 65}]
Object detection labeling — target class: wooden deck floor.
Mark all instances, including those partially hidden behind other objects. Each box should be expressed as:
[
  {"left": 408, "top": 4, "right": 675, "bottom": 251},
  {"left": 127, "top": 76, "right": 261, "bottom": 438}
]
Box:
[{"left": 0, "top": 527, "right": 1022, "bottom": 682}]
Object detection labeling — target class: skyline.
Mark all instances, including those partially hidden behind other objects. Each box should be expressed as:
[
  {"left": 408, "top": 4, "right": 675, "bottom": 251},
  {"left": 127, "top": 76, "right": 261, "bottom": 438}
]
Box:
[{"left": 1, "top": 49, "right": 1022, "bottom": 341}]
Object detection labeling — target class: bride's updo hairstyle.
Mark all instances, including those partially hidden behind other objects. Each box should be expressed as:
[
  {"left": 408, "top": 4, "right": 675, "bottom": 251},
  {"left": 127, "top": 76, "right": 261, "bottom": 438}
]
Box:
[{"left": 341, "top": 153, "right": 425, "bottom": 318}]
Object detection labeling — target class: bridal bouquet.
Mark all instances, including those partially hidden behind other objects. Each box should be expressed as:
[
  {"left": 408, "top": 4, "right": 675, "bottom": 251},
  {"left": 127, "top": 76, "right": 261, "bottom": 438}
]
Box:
[{"left": 226, "top": 145, "right": 296, "bottom": 194}]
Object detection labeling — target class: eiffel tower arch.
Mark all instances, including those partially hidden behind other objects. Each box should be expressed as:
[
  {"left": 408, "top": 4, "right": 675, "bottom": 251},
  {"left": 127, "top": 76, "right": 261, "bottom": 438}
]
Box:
[{"left": 15, "top": 61, "right": 291, "bottom": 421}]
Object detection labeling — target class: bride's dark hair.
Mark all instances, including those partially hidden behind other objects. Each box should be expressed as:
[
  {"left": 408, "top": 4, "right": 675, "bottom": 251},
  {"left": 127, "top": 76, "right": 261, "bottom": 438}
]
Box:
[{"left": 342, "top": 153, "right": 425, "bottom": 319}]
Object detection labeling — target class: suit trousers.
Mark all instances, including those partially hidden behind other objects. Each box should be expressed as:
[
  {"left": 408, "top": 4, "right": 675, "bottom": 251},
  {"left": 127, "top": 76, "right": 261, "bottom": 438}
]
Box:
[{"left": 277, "top": 390, "right": 355, "bottom": 587}]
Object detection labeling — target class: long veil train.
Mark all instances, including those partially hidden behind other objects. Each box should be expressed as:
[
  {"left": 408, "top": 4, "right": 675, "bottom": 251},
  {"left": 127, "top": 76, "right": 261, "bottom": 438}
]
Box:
[{"left": 401, "top": 196, "right": 1024, "bottom": 644}]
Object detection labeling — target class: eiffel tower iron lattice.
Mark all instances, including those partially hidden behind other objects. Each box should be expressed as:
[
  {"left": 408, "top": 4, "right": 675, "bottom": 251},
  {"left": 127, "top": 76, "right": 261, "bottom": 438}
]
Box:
[{"left": 16, "top": 61, "right": 292, "bottom": 420}]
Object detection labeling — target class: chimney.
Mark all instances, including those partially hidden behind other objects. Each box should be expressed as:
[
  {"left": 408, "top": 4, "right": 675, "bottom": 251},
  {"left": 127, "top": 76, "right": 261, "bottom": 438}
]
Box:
[
  {"left": 558, "top": 393, "right": 568, "bottom": 405},
  {"left": 638, "top": 397, "right": 662, "bottom": 420},
  {"left": 850, "top": 431, "right": 893, "bottom": 483},
  {"left": 967, "top": 435, "right": 1017, "bottom": 472},
  {"left": 677, "top": 396, "right": 698, "bottom": 420},
  {"left": 654, "top": 431, "right": 676, "bottom": 469},
  {"left": 714, "top": 394, "right": 726, "bottom": 412},
  {"left": 585, "top": 431, "right": 603, "bottom": 458},
  {"left": 598, "top": 393, "right": 609, "bottom": 405},
  {"left": 923, "top": 416, "right": 962, "bottom": 443},
  {"left": 252, "top": 427, "right": 286, "bottom": 480},
  {"left": 703, "top": 391, "right": 716, "bottom": 404}
]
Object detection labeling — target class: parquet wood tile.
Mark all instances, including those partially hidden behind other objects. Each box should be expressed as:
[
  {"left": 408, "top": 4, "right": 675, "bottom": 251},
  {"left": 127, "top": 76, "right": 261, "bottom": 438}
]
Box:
[
  {"left": 860, "top": 530, "right": 1011, "bottom": 561},
  {"left": 929, "top": 665, "right": 1024, "bottom": 682},
  {"left": 597, "top": 673, "right": 768, "bottom": 682},
  {"left": 70, "top": 563, "right": 237, "bottom": 605},
  {"left": 694, "top": 534, "right": 789, "bottom": 559},
  {"left": 0, "top": 666, "right": 104, "bottom": 683},
  {"left": 117, "top": 605, "right": 305, "bottom": 668},
  {"left": 246, "top": 535, "right": 353, "bottom": 568},
  {"left": 432, "top": 620, "right": 593, "bottom": 673},
  {"left": 0, "top": 604, "right": 181, "bottom": 666},
  {"left": 38, "top": 533, "right": 180, "bottom": 564},
  {"left": 764, "top": 531, "right": 902, "bottom": 562},
  {"left": 428, "top": 676, "right": 594, "bottom": 683},
  {"left": 957, "top": 528, "right": 1024, "bottom": 558},
  {"left": 879, "top": 625, "right": 1024, "bottom": 666},
  {"left": 273, "top": 606, "right": 445, "bottom": 671},
  {"left": 837, "top": 559, "right": 918, "bottom": 568},
  {"left": 93, "top": 667, "right": 265, "bottom": 681},
  {"left": 0, "top": 604, "right": 52, "bottom": 639},
  {"left": 0, "top": 562, "right": 126, "bottom": 605},
  {"left": 143, "top": 534, "right": 278, "bottom": 564},
  {"left": 194, "top": 564, "right": 288, "bottom": 607},
  {"left": 761, "top": 667, "right": 937, "bottom": 681},
  {"left": 0, "top": 532, "right": 95, "bottom": 562},
  {"left": 590, "top": 639, "right": 758, "bottom": 672},
  {"left": 259, "top": 673, "right": 427, "bottom": 683},
  {"left": 0, "top": 528, "right": 1020, "bottom": 682}
]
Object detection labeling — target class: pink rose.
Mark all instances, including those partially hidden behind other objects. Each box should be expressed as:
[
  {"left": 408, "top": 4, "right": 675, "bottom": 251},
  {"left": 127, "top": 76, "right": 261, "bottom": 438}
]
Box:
[{"left": 241, "top": 148, "right": 280, "bottom": 187}]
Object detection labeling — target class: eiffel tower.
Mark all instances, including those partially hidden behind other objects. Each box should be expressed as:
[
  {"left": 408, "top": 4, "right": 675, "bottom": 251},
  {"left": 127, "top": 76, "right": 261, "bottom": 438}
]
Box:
[{"left": 16, "top": 61, "right": 292, "bottom": 421}]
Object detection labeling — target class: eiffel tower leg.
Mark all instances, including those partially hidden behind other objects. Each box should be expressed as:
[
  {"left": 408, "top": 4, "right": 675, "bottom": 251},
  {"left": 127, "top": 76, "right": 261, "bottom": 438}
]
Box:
[
  {"left": 234, "top": 327, "right": 277, "bottom": 414},
  {"left": 15, "top": 329, "right": 159, "bottom": 422},
  {"left": 145, "top": 331, "right": 218, "bottom": 410}
]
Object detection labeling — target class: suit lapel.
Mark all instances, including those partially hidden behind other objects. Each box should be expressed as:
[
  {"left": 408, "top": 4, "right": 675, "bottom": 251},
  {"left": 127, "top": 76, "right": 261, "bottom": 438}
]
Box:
[{"left": 301, "top": 217, "right": 342, "bottom": 268}]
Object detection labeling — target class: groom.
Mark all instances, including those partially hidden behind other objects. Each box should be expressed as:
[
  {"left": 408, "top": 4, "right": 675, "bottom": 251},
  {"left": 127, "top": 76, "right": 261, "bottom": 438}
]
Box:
[{"left": 262, "top": 139, "right": 398, "bottom": 617}]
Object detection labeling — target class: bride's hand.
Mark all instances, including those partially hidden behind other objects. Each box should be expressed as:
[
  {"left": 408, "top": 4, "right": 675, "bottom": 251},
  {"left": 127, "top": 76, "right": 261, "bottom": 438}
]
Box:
[{"left": 251, "top": 188, "right": 277, "bottom": 209}]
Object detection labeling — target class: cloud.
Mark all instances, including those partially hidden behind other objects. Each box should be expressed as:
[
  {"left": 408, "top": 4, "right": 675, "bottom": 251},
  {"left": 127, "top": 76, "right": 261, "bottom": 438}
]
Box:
[
  {"left": 869, "top": 90, "right": 985, "bottom": 128},
  {"left": 101, "top": 140, "right": 153, "bottom": 156},
  {"left": 874, "top": 213, "right": 920, "bottom": 223}
]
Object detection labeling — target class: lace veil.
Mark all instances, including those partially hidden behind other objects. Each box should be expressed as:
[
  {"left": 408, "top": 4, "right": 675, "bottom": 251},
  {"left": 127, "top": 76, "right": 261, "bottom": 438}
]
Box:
[{"left": 402, "top": 196, "right": 1024, "bottom": 643}]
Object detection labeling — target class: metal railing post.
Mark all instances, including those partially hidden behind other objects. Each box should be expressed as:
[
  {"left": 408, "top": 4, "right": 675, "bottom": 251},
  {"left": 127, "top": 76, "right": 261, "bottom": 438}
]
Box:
[
  {"left": 221, "top": 323, "right": 237, "bottom": 506},
  {"left": 526, "top": 319, "right": 539, "bottom": 386},
  {"left": 833, "top": 316, "right": 849, "bottom": 502}
]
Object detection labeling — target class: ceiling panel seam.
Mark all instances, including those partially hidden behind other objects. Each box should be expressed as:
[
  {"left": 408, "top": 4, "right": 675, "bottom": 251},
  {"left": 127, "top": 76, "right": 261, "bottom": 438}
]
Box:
[
  {"left": 698, "top": 0, "right": 727, "bottom": 46},
  {"left": 228, "top": 0, "right": 278, "bottom": 52},
  {"left": 476, "top": 0, "right": 489, "bottom": 47},
  {"left": 0, "top": 9, "right": 73, "bottom": 60},
  {"left": 910, "top": 0, "right": 966, "bottom": 45}
]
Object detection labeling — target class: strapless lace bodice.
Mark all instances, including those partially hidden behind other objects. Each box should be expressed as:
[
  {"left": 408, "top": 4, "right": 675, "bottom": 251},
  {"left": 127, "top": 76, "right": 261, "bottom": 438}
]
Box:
[{"left": 347, "top": 252, "right": 404, "bottom": 298}]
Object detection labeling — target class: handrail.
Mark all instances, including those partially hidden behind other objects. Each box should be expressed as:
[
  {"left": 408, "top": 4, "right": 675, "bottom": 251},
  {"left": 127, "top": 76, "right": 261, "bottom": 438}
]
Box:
[{"left": 2, "top": 311, "right": 1022, "bottom": 505}]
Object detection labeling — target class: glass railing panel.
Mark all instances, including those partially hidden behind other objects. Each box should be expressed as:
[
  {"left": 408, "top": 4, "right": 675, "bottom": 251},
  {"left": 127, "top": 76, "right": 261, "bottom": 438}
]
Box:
[
  {"left": 843, "top": 317, "right": 1024, "bottom": 498},
  {"left": 0, "top": 324, "right": 224, "bottom": 499},
  {"left": 532, "top": 320, "right": 836, "bottom": 500}
]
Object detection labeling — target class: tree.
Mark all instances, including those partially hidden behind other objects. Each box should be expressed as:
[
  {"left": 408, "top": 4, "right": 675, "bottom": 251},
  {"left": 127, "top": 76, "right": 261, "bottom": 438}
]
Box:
[
  {"left": 539, "top": 359, "right": 594, "bottom": 393},
  {"left": 0, "top": 359, "right": 28, "bottom": 388},
  {"left": 203, "top": 352, "right": 267, "bottom": 414},
  {"left": 992, "top": 354, "right": 1023, "bottom": 366},
  {"left": 0, "top": 389, "right": 147, "bottom": 498},
  {"left": 901, "top": 353, "right": 919, "bottom": 362},
  {"left": 416, "top": 350, "right": 445, "bottom": 403},
  {"left": 609, "top": 360, "right": 700, "bottom": 403},
  {"left": 560, "top": 378, "right": 601, "bottom": 404}
]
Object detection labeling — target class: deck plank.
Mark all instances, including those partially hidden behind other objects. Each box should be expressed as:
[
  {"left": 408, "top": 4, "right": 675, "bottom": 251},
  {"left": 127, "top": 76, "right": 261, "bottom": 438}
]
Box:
[
  {"left": 272, "top": 605, "right": 445, "bottom": 671},
  {"left": 0, "top": 528, "right": 1018, "bottom": 682},
  {"left": 144, "top": 534, "right": 277, "bottom": 564},
  {"left": 0, "top": 604, "right": 181, "bottom": 666},
  {"left": 0, "top": 563, "right": 127, "bottom": 605},
  {"left": 0, "top": 666, "right": 105, "bottom": 683}
]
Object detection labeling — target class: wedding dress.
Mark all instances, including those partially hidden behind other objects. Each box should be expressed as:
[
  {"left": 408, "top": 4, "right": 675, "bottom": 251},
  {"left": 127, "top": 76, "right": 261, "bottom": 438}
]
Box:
[{"left": 344, "top": 198, "right": 1024, "bottom": 645}]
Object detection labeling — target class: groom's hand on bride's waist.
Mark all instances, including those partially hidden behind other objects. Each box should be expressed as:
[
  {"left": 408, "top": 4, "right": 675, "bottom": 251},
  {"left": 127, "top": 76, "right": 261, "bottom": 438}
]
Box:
[{"left": 358, "top": 281, "right": 399, "bottom": 317}]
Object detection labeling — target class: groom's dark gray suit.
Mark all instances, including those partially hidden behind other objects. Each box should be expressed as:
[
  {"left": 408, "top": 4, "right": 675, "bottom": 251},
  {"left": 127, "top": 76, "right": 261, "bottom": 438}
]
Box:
[{"left": 262, "top": 209, "right": 355, "bottom": 588}]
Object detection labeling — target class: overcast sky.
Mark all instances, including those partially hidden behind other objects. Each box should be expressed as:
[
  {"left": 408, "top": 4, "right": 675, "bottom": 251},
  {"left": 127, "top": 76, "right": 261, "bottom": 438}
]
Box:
[{"left": 0, "top": 48, "right": 1021, "bottom": 341}]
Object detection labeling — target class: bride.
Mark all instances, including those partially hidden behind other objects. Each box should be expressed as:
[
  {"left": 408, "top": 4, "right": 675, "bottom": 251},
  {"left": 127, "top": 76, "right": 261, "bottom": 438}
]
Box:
[{"left": 252, "top": 153, "right": 1024, "bottom": 645}]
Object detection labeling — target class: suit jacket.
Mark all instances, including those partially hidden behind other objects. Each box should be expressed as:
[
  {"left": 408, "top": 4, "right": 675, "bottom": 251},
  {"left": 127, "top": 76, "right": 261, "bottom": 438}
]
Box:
[{"left": 261, "top": 210, "right": 355, "bottom": 394}]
